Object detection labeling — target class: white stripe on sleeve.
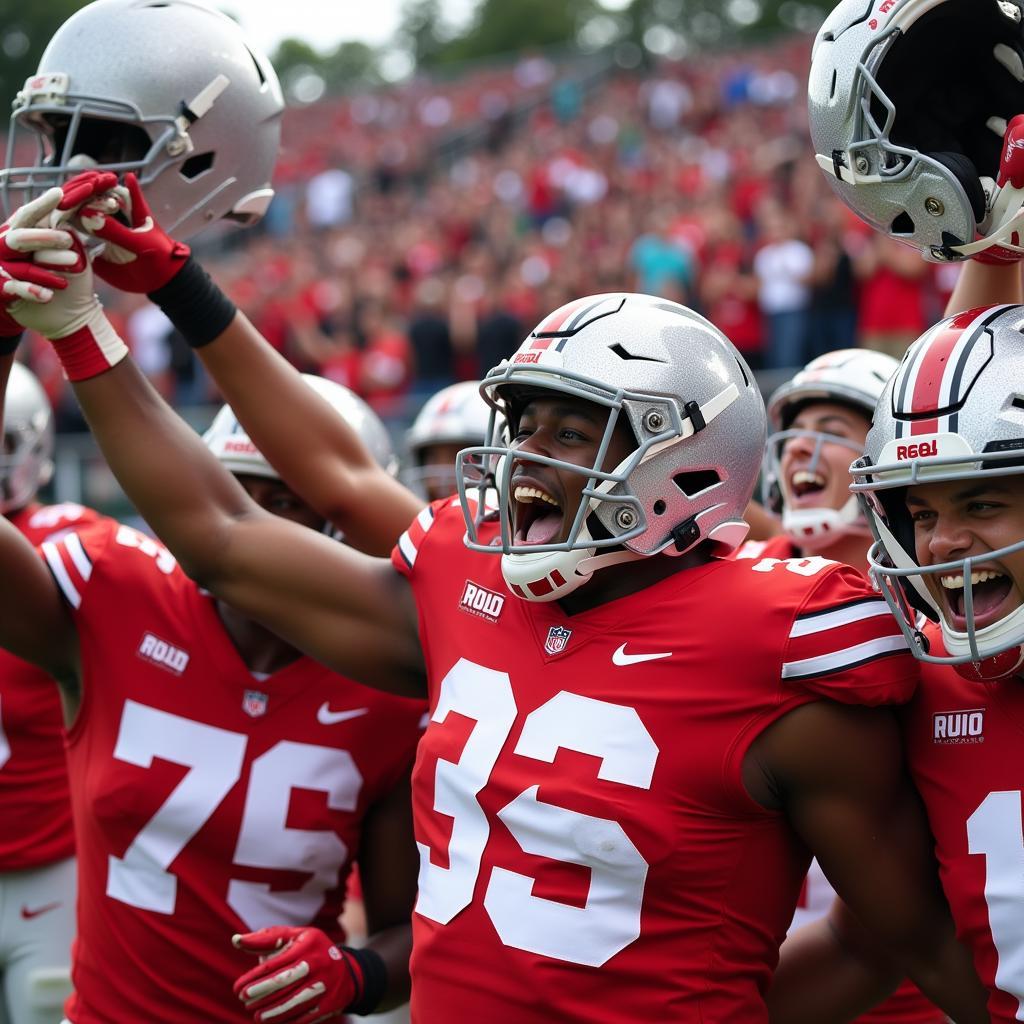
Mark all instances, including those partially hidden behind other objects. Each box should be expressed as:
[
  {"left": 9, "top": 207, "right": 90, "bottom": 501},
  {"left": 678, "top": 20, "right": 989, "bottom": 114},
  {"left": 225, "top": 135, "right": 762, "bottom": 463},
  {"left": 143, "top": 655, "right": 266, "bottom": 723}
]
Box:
[
  {"left": 42, "top": 541, "right": 82, "bottom": 609},
  {"left": 398, "top": 531, "right": 418, "bottom": 568},
  {"left": 63, "top": 532, "right": 93, "bottom": 583},
  {"left": 789, "top": 600, "right": 893, "bottom": 639},
  {"left": 782, "top": 635, "right": 909, "bottom": 680}
]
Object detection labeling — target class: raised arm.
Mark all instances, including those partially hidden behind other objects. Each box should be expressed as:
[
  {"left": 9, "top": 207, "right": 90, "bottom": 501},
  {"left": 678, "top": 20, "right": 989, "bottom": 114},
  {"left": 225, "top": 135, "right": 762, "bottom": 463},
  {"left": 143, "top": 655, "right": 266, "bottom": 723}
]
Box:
[
  {"left": 83, "top": 174, "right": 424, "bottom": 556},
  {"left": 0, "top": 352, "right": 79, "bottom": 694},
  {"left": 944, "top": 258, "right": 1024, "bottom": 317},
  {"left": 8, "top": 247, "right": 425, "bottom": 698},
  {"left": 756, "top": 701, "right": 988, "bottom": 1024}
]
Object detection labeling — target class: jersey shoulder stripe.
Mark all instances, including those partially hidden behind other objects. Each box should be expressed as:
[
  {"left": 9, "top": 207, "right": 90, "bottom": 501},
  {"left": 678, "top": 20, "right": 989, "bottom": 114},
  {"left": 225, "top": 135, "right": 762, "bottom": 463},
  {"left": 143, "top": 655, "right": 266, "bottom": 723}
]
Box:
[{"left": 394, "top": 502, "right": 440, "bottom": 573}]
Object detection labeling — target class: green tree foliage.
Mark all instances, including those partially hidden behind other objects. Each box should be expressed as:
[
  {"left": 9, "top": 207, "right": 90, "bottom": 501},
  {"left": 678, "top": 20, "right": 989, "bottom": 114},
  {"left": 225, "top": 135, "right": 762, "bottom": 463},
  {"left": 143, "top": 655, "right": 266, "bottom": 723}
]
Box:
[
  {"left": 435, "top": 0, "right": 600, "bottom": 66},
  {"left": 0, "top": 0, "right": 92, "bottom": 112}
]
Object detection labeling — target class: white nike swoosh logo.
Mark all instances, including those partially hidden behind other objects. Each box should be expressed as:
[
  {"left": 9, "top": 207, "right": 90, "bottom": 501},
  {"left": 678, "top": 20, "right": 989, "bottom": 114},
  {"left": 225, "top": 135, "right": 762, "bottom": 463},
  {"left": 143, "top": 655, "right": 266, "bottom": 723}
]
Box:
[
  {"left": 317, "top": 703, "right": 370, "bottom": 725},
  {"left": 612, "top": 644, "right": 672, "bottom": 666}
]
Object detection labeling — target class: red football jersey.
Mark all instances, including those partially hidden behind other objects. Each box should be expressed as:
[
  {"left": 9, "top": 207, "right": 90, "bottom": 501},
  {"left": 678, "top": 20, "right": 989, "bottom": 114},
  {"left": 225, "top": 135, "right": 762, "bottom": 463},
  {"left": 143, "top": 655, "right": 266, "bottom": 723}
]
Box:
[
  {"left": 904, "top": 629, "right": 1024, "bottom": 1023},
  {"left": 739, "top": 538, "right": 943, "bottom": 1023},
  {"left": 0, "top": 502, "right": 103, "bottom": 870},
  {"left": 43, "top": 519, "right": 426, "bottom": 1024},
  {"left": 392, "top": 500, "right": 918, "bottom": 1023}
]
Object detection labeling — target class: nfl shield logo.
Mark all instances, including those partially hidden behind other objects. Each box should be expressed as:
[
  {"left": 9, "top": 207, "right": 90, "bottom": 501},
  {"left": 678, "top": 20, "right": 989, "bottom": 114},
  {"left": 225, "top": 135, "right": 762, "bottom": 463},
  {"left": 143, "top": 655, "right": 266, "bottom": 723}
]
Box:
[
  {"left": 242, "top": 689, "right": 269, "bottom": 718},
  {"left": 545, "top": 625, "right": 572, "bottom": 655}
]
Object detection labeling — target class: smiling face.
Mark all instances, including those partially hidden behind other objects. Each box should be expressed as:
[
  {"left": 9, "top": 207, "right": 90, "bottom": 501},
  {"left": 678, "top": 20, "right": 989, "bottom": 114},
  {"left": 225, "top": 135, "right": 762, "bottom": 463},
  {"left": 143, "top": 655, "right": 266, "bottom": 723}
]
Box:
[
  {"left": 779, "top": 401, "right": 870, "bottom": 512},
  {"left": 907, "top": 476, "right": 1024, "bottom": 633},
  {"left": 507, "top": 394, "right": 636, "bottom": 549}
]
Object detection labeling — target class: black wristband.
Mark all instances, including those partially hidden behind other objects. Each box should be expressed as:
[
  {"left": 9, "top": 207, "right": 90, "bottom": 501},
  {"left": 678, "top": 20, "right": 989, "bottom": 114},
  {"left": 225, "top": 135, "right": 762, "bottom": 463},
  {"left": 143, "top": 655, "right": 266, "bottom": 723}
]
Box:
[
  {"left": 340, "top": 945, "right": 388, "bottom": 1016},
  {"left": 147, "top": 255, "right": 236, "bottom": 349},
  {"left": 0, "top": 334, "right": 22, "bottom": 356}
]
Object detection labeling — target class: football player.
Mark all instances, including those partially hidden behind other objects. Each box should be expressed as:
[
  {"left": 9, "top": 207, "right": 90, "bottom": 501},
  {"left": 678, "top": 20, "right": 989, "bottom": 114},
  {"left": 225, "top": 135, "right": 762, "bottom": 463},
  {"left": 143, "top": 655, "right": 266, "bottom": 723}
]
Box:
[
  {"left": 736, "top": 350, "right": 946, "bottom": 1024},
  {"left": 0, "top": 365, "right": 106, "bottom": 1024},
  {"left": 0, "top": 184, "right": 991, "bottom": 1021},
  {"left": 0, "top": 178, "right": 125, "bottom": 1024},
  {"left": 404, "top": 381, "right": 492, "bottom": 503},
  {"left": 0, "top": 186, "right": 423, "bottom": 1022}
]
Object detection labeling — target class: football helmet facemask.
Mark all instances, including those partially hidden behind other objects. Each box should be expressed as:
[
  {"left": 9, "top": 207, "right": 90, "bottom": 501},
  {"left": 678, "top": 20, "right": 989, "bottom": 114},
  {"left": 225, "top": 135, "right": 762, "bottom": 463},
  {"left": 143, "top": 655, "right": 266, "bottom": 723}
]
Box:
[
  {"left": 458, "top": 293, "right": 765, "bottom": 602},
  {"left": 851, "top": 304, "right": 1024, "bottom": 680},
  {"left": 765, "top": 348, "right": 898, "bottom": 552},
  {"left": 808, "top": 0, "right": 1024, "bottom": 262},
  {"left": 1, "top": 362, "right": 55, "bottom": 514},
  {"left": 1, "top": 0, "right": 284, "bottom": 240}
]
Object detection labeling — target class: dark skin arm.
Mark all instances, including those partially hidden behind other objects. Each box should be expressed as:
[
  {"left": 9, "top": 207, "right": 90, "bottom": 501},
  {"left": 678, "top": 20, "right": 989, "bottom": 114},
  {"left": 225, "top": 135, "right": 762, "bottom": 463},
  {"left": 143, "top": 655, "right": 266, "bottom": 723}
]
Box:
[
  {"left": 70, "top": 358, "right": 426, "bottom": 698},
  {"left": 752, "top": 701, "right": 988, "bottom": 1024},
  {"left": 768, "top": 900, "right": 905, "bottom": 1024},
  {"left": 195, "top": 314, "right": 425, "bottom": 554},
  {"left": 944, "top": 258, "right": 1023, "bottom": 317},
  {"left": 0, "top": 353, "right": 80, "bottom": 713},
  {"left": 356, "top": 771, "right": 419, "bottom": 1010}
]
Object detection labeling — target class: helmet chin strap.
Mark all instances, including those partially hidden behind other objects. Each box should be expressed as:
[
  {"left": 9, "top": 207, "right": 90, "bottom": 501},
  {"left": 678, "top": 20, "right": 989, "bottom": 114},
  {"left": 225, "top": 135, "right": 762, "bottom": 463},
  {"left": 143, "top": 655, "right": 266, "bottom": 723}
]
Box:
[{"left": 782, "top": 495, "right": 870, "bottom": 554}]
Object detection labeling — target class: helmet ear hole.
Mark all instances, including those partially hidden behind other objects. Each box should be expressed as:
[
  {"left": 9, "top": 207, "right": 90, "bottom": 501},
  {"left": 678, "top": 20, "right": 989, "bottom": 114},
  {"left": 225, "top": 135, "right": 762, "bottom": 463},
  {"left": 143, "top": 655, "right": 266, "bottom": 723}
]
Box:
[
  {"left": 929, "top": 151, "right": 988, "bottom": 223},
  {"left": 180, "top": 152, "right": 214, "bottom": 180}
]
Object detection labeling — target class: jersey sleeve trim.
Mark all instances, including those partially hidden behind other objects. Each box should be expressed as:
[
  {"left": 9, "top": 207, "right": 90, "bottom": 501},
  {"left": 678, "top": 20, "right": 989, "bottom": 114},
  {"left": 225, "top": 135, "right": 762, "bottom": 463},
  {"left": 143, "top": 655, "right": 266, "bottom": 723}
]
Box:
[
  {"left": 782, "top": 634, "right": 909, "bottom": 680},
  {"left": 789, "top": 597, "right": 895, "bottom": 637},
  {"left": 41, "top": 536, "right": 84, "bottom": 606},
  {"left": 396, "top": 504, "right": 437, "bottom": 570}
]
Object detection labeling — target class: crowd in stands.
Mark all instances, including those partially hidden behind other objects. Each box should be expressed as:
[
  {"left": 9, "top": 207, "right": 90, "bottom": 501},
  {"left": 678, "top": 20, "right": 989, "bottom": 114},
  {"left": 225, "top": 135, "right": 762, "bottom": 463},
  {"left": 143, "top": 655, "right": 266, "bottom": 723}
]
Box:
[{"left": 23, "top": 35, "right": 962, "bottom": 432}]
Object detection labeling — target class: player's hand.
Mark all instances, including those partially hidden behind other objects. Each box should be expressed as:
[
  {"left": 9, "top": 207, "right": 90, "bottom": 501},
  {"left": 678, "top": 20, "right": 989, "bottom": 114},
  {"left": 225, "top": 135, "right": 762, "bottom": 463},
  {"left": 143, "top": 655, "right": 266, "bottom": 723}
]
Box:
[
  {"left": 79, "top": 172, "right": 190, "bottom": 293},
  {"left": 232, "top": 926, "right": 359, "bottom": 1023},
  {"left": 0, "top": 188, "right": 78, "bottom": 337},
  {"left": 975, "top": 114, "right": 1024, "bottom": 265}
]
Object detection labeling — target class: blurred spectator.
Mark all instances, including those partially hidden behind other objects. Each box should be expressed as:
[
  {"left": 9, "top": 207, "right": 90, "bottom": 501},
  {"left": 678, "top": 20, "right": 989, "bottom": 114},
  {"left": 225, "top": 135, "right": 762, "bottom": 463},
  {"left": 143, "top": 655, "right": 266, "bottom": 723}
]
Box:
[
  {"left": 306, "top": 165, "right": 355, "bottom": 230},
  {"left": 408, "top": 277, "right": 455, "bottom": 400},
  {"left": 854, "top": 234, "right": 929, "bottom": 359},
  {"left": 807, "top": 201, "right": 860, "bottom": 360},
  {"left": 753, "top": 202, "right": 814, "bottom": 370}
]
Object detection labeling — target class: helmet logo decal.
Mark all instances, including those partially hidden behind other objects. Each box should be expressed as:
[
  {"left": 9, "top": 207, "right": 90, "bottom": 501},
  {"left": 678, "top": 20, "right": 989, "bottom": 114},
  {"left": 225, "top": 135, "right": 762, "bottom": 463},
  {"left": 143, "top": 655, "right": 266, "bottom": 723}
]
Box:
[{"left": 893, "top": 305, "right": 1009, "bottom": 438}]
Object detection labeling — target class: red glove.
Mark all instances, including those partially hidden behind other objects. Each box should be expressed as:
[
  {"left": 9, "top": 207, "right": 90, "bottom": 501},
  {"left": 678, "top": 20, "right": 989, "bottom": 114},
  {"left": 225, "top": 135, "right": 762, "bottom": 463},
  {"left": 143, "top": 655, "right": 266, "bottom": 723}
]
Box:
[
  {"left": 975, "top": 114, "right": 1024, "bottom": 264},
  {"left": 232, "top": 927, "right": 362, "bottom": 1023},
  {"left": 0, "top": 188, "right": 78, "bottom": 338},
  {"left": 80, "top": 172, "right": 190, "bottom": 293}
]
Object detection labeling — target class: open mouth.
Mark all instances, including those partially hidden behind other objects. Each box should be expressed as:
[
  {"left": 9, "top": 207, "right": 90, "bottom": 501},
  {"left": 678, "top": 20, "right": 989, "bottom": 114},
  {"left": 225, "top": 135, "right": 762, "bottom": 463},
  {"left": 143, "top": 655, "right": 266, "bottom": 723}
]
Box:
[
  {"left": 512, "top": 483, "right": 565, "bottom": 546},
  {"left": 939, "top": 568, "right": 1017, "bottom": 630},
  {"left": 788, "top": 469, "right": 828, "bottom": 506}
]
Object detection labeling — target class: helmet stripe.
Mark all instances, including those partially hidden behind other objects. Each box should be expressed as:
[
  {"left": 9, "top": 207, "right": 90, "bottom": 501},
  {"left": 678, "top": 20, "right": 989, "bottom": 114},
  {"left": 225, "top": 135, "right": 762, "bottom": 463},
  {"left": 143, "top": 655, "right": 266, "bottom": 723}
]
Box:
[{"left": 896, "top": 306, "right": 1004, "bottom": 437}]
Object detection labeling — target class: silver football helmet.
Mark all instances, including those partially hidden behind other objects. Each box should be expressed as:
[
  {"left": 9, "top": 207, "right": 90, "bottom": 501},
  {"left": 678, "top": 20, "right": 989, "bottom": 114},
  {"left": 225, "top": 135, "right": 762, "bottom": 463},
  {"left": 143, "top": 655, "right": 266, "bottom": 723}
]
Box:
[
  {"left": 204, "top": 375, "right": 399, "bottom": 481},
  {"left": 808, "top": 0, "right": 1024, "bottom": 262},
  {"left": 851, "top": 304, "right": 1024, "bottom": 680},
  {"left": 1, "top": 0, "right": 284, "bottom": 240},
  {"left": 405, "top": 381, "right": 491, "bottom": 499},
  {"left": 1, "top": 362, "right": 55, "bottom": 514},
  {"left": 765, "top": 348, "right": 898, "bottom": 551},
  {"left": 458, "top": 293, "right": 765, "bottom": 602}
]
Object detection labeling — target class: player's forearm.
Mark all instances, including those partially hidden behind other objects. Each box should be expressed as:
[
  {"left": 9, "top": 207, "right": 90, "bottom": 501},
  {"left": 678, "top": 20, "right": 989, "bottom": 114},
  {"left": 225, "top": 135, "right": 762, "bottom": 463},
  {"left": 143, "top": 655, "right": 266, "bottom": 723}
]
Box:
[
  {"left": 196, "top": 313, "right": 424, "bottom": 554},
  {"left": 768, "top": 916, "right": 899, "bottom": 1024},
  {"left": 897, "top": 920, "right": 989, "bottom": 1024},
  {"left": 945, "top": 259, "right": 1024, "bottom": 316},
  {"left": 73, "top": 358, "right": 253, "bottom": 581},
  {"left": 363, "top": 922, "right": 412, "bottom": 1010}
]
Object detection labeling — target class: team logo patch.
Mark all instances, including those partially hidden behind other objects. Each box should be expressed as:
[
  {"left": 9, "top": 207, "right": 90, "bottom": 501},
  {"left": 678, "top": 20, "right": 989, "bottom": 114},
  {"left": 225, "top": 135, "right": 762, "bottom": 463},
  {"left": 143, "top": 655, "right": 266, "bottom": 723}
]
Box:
[
  {"left": 242, "top": 689, "right": 269, "bottom": 718},
  {"left": 459, "top": 580, "right": 506, "bottom": 622},
  {"left": 933, "top": 708, "right": 985, "bottom": 745},
  {"left": 544, "top": 625, "right": 573, "bottom": 655},
  {"left": 136, "top": 632, "right": 190, "bottom": 676}
]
